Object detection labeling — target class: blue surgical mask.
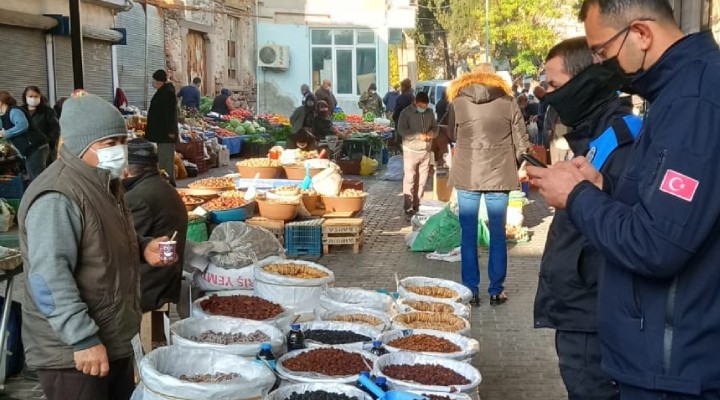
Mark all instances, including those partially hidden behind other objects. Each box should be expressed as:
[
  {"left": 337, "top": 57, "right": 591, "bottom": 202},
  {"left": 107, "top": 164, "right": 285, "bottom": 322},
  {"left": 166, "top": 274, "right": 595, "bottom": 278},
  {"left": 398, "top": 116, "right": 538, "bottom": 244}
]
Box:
[{"left": 416, "top": 107, "right": 426, "bottom": 113}]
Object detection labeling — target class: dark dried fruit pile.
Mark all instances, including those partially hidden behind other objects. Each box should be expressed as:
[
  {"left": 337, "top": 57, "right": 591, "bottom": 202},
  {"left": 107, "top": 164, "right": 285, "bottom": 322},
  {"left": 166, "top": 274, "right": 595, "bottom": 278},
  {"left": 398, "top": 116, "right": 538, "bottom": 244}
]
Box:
[
  {"left": 199, "top": 295, "right": 284, "bottom": 320},
  {"left": 178, "top": 372, "right": 239, "bottom": 383},
  {"left": 190, "top": 329, "right": 270, "bottom": 344},
  {"left": 381, "top": 364, "right": 470, "bottom": 386},
  {"left": 285, "top": 391, "right": 359, "bottom": 400},
  {"left": 304, "top": 329, "right": 372, "bottom": 345},
  {"left": 387, "top": 334, "right": 461, "bottom": 353},
  {"left": 283, "top": 348, "right": 372, "bottom": 376}
]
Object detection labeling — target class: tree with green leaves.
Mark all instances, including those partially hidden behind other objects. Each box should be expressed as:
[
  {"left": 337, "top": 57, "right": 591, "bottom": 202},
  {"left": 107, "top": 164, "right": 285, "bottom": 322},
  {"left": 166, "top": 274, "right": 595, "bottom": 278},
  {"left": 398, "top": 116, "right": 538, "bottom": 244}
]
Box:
[{"left": 428, "top": 0, "right": 580, "bottom": 76}]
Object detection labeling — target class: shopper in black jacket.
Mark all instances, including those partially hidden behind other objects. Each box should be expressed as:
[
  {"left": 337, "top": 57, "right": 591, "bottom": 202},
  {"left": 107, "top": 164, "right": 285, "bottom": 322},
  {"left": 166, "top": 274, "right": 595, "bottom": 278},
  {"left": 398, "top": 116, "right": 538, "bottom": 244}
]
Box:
[
  {"left": 145, "top": 70, "right": 179, "bottom": 186},
  {"left": 393, "top": 78, "right": 415, "bottom": 126},
  {"left": 124, "top": 139, "right": 187, "bottom": 315},
  {"left": 533, "top": 37, "right": 640, "bottom": 400},
  {"left": 22, "top": 86, "right": 60, "bottom": 164}
]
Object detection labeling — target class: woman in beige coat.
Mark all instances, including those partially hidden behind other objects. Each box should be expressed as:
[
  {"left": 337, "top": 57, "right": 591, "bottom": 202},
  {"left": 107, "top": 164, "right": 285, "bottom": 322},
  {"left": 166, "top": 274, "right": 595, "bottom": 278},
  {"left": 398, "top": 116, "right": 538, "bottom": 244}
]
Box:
[{"left": 447, "top": 69, "right": 531, "bottom": 307}]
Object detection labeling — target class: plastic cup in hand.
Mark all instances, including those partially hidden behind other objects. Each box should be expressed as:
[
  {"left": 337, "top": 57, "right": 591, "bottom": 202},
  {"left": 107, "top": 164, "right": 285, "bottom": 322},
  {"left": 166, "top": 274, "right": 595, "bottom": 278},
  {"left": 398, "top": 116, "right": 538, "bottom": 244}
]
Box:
[{"left": 158, "top": 241, "right": 177, "bottom": 262}]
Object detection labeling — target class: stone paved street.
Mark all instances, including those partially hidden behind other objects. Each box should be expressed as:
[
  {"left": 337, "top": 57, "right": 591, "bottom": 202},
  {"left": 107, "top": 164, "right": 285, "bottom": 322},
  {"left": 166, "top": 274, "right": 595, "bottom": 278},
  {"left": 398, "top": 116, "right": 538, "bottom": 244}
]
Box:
[{"left": 0, "top": 175, "right": 566, "bottom": 400}]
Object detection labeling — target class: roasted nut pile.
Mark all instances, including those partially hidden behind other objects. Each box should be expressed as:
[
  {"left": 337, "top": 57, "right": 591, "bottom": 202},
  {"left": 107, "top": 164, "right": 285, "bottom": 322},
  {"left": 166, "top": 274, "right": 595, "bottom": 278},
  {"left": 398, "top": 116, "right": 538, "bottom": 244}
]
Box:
[
  {"left": 220, "top": 190, "right": 246, "bottom": 198},
  {"left": 263, "top": 263, "right": 329, "bottom": 279},
  {"left": 283, "top": 348, "right": 371, "bottom": 376},
  {"left": 202, "top": 197, "right": 247, "bottom": 211},
  {"left": 188, "top": 177, "right": 235, "bottom": 189},
  {"left": 199, "top": 295, "right": 284, "bottom": 320},
  {"left": 381, "top": 364, "right": 470, "bottom": 386},
  {"left": 304, "top": 329, "right": 372, "bottom": 345},
  {"left": 387, "top": 334, "right": 461, "bottom": 353},
  {"left": 285, "top": 391, "right": 357, "bottom": 400},
  {"left": 301, "top": 189, "right": 318, "bottom": 196},
  {"left": 394, "top": 313, "right": 466, "bottom": 333},
  {"left": 406, "top": 286, "right": 458, "bottom": 299},
  {"left": 190, "top": 329, "right": 270, "bottom": 344},
  {"left": 338, "top": 189, "right": 367, "bottom": 198},
  {"left": 237, "top": 158, "right": 282, "bottom": 168},
  {"left": 329, "top": 314, "right": 382, "bottom": 327},
  {"left": 404, "top": 300, "right": 455, "bottom": 314},
  {"left": 273, "top": 185, "right": 301, "bottom": 196},
  {"left": 178, "top": 372, "right": 240, "bottom": 383},
  {"left": 179, "top": 192, "right": 205, "bottom": 204}
]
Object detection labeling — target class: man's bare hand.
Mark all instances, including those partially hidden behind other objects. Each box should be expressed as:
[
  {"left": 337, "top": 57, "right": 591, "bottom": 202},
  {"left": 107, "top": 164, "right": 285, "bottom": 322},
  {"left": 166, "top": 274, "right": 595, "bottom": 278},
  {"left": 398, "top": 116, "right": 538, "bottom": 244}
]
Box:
[
  {"left": 569, "top": 156, "right": 603, "bottom": 189},
  {"left": 527, "top": 164, "right": 586, "bottom": 209},
  {"left": 144, "top": 236, "right": 176, "bottom": 267},
  {"left": 74, "top": 343, "right": 109, "bottom": 377}
]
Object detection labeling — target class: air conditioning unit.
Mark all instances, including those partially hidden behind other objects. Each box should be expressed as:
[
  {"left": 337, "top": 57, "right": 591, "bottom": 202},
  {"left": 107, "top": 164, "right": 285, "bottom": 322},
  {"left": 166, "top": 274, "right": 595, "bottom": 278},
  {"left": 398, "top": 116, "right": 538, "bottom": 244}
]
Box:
[{"left": 258, "top": 45, "right": 290, "bottom": 70}]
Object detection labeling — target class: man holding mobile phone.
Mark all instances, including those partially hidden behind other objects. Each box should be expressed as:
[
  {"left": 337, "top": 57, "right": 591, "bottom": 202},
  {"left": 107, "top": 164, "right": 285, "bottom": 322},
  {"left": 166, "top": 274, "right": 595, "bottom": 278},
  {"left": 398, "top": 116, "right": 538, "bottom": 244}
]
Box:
[{"left": 533, "top": 37, "right": 641, "bottom": 400}]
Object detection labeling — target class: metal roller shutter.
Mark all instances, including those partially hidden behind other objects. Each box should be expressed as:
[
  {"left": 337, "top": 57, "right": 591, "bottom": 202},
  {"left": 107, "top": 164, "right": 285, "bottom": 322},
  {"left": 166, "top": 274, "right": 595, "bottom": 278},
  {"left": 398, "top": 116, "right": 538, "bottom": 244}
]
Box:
[
  {"left": 53, "top": 37, "right": 75, "bottom": 100},
  {"left": 146, "top": 5, "right": 165, "bottom": 100},
  {"left": 0, "top": 25, "right": 48, "bottom": 100},
  {"left": 54, "top": 37, "right": 113, "bottom": 101},
  {"left": 116, "top": 5, "right": 165, "bottom": 108},
  {"left": 83, "top": 39, "right": 113, "bottom": 101}
]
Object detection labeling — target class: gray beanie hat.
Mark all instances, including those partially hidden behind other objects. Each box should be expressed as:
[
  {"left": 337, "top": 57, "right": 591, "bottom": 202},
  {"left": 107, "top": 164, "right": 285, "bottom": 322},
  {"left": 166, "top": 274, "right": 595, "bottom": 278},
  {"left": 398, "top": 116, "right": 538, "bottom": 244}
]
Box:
[{"left": 60, "top": 91, "right": 128, "bottom": 156}]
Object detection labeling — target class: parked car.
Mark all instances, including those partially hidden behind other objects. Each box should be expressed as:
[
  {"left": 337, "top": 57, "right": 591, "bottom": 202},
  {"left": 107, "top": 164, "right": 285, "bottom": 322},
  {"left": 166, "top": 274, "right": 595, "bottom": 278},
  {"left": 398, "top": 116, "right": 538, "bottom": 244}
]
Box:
[{"left": 415, "top": 80, "right": 450, "bottom": 107}]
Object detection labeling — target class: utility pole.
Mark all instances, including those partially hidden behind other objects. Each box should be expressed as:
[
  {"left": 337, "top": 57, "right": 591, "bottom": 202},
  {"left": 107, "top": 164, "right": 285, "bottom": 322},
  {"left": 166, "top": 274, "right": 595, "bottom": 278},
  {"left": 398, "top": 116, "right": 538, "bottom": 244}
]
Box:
[
  {"left": 485, "top": 0, "right": 490, "bottom": 63},
  {"left": 69, "top": 0, "right": 85, "bottom": 90}
]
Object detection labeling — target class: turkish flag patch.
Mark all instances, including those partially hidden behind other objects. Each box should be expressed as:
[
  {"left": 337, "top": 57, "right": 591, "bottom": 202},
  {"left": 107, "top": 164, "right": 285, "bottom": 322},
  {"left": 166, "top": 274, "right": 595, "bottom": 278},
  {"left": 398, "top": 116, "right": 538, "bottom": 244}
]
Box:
[{"left": 659, "top": 170, "right": 699, "bottom": 202}]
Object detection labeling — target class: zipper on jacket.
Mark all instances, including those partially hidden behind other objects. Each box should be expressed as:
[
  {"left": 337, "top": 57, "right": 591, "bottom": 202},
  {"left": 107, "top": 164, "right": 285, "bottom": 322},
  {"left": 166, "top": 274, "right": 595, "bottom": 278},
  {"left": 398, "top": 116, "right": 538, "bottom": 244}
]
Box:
[
  {"left": 663, "top": 276, "right": 678, "bottom": 374},
  {"left": 651, "top": 149, "right": 667, "bottom": 183}
]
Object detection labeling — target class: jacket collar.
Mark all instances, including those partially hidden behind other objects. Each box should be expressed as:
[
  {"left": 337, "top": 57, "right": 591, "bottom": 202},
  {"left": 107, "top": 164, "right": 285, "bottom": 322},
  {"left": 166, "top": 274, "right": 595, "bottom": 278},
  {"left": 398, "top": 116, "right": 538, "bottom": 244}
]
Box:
[
  {"left": 632, "top": 32, "right": 719, "bottom": 102},
  {"left": 123, "top": 171, "right": 160, "bottom": 191},
  {"left": 60, "top": 146, "right": 122, "bottom": 200},
  {"left": 565, "top": 96, "right": 633, "bottom": 156}
]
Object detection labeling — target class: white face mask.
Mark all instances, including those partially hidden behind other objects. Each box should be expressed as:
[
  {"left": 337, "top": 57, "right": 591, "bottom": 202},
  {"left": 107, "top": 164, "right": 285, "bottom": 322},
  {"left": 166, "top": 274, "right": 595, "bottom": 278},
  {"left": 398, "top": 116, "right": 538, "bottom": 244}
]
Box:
[
  {"left": 94, "top": 145, "right": 128, "bottom": 178},
  {"left": 26, "top": 97, "right": 40, "bottom": 107}
]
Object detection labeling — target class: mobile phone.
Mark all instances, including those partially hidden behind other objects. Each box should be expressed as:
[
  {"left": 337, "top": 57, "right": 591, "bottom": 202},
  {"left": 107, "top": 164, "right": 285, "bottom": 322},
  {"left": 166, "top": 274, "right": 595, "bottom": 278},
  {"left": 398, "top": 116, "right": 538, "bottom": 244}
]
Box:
[{"left": 522, "top": 153, "right": 547, "bottom": 168}]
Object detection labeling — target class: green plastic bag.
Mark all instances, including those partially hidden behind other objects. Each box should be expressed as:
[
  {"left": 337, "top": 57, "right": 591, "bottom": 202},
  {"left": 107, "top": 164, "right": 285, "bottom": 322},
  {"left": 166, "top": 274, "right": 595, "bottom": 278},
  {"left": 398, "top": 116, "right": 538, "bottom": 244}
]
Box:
[{"left": 411, "top": 206, "right": 489, "bottom": 253}]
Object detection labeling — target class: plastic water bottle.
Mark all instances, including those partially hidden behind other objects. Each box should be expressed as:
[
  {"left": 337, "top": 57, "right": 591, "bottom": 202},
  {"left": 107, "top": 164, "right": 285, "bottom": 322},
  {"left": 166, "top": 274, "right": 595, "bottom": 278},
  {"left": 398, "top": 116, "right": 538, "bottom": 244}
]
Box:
[
  {"left": 357, "top": 371, "right": 374, "bottom": 397},
  {"left": 256, "top": 343, "right": 276, "bottom": 370},
  {"left": 287, "top": 324, "right": 306, "bottom": 352},
  {"left": 370, "top": 341, "right": 388, "bottom": 356}
]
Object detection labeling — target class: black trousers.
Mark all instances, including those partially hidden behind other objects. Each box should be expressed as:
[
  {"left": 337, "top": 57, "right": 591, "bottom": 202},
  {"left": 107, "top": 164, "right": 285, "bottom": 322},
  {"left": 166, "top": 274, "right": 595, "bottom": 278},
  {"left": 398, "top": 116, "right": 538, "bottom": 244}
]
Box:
[
  {"left": 620, "top": 384, "right": 720, "bottom": 400},
  {"left": 556, "top": 331, "right": 620, "bottom": 400},
  {"left": 38, "top": 356, "right": 135, "bottom": 400}
]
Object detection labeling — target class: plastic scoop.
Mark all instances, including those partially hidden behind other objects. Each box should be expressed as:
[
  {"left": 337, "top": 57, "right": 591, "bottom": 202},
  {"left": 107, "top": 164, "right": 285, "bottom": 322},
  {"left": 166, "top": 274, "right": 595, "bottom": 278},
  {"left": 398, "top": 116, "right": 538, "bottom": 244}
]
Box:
[
  {"left": 357, "top": 374, "right": 429, "bottom": 400},
  {"left": 300, "top": 162, "right": 312, "bottom": 190},
  {"left": 244, "top": 173, "right": 260, "bottom": 201}
]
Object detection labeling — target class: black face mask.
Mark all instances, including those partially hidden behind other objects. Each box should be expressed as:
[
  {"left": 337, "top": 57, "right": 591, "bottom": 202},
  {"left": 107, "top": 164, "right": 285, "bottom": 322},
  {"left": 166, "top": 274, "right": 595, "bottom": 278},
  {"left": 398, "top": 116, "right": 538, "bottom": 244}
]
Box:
[
  {"left": 601, "top": 56, "right": 645, "bottom": 95},
  {"left": 545, "top": 63, "right": 624, "bottom": 127}
]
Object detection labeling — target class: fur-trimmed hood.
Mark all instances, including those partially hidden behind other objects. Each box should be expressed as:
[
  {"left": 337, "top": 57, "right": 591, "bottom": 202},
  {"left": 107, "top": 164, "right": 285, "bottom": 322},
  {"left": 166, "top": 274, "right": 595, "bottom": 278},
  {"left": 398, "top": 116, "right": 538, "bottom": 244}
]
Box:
[{"left": 447, "top": 72, "right": 512, "bottom": 104}]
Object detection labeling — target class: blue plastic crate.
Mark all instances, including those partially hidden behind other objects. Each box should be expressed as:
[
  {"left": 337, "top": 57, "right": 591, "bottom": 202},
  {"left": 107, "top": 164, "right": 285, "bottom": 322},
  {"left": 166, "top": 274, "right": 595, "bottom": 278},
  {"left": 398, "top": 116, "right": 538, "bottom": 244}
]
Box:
[
  {"left": 0, "top": 176, "right": 24, "bottom": 199},
  {"left": 285, "top": 219, "right": 324, "bottom": 257}
]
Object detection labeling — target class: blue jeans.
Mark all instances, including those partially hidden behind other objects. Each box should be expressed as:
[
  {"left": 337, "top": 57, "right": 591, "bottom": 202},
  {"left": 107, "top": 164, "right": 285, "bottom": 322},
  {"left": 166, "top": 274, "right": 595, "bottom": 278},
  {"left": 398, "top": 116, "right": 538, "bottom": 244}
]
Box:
[{"left": 457, "top": 190, "right": 509, "bottom": 296}]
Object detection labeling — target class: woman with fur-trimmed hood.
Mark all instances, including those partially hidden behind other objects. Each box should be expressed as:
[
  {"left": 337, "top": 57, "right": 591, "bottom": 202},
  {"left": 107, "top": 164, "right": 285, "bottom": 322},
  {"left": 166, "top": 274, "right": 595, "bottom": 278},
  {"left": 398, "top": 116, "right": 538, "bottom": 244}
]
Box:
[{"left": 447, "top": 65, "right": 531, "bottom": 307}]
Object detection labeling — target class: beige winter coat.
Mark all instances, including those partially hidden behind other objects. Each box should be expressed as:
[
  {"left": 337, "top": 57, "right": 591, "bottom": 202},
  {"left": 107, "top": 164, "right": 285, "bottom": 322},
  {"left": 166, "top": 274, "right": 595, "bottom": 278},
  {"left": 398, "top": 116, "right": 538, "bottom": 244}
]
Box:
[{"left": 447, "top": 72, "right": 531, "bottom": 191}]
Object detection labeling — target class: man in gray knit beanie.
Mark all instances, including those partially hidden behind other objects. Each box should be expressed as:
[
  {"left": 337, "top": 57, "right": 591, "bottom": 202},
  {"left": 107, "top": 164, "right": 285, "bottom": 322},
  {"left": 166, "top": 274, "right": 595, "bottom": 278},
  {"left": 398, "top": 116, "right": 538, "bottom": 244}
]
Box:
[
  {"left": 18, "top": 90, "right": 175, "bottom": 400},
  {"left": 59, "top": 91, "right": 129, "bottom": 157}
]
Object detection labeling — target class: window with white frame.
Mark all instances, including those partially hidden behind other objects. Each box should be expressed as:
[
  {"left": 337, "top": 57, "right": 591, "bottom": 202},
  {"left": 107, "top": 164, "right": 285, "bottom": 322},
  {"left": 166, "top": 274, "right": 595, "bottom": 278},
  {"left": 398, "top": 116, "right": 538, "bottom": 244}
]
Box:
[{"left": 310, "top": 29, "right": 377, "bottom": 96}]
